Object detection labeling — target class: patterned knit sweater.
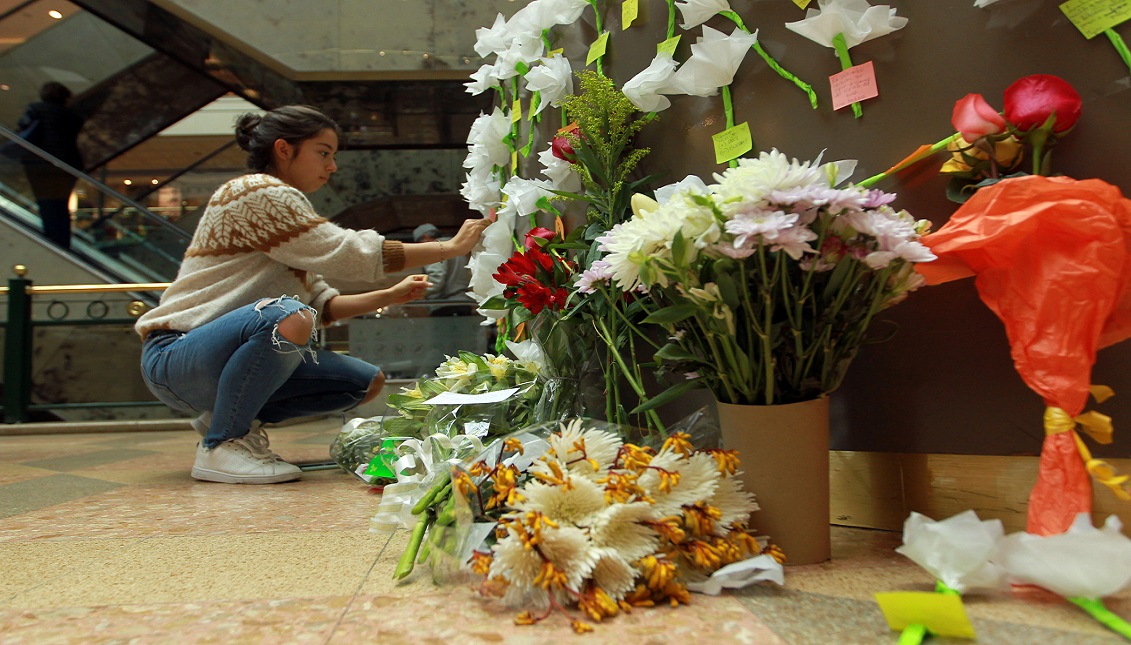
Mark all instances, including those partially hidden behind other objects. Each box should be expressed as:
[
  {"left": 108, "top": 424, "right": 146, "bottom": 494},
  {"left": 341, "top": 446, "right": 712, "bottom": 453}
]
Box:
[{"left": 135, "top": 174, "right": 405, "bottom": 339}]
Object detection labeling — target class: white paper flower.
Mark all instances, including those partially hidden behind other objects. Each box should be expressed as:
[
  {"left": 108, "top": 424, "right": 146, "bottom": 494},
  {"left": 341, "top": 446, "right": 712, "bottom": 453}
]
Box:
[
  {"left": 654, "top": 175, "right": 708, "bottom": 206},
  {"left": 666, "top": 26, "right": 760, "bottom": 97},
  {"left": 784, "top": 0, "right": 908, "bottom": 50},
  {"left": 496, "top": 176, "right": 555, "bottom": 222},
  {"left": 538, "top": 145, "right": 581, "bottom": 192},
  {"left": 524, "top": 54, "right": 574, "bottom": 115},
  {"left": 675, "top": 0, "right": 733, "bottom": 29},
  {"left": 685, "top": 554, "right": 784, "bottom": 594},
  {"left": 896, "top": 510, "right": 1007, "bottom": 594},
  {"left": 623, "top": 53, "right": 680, "bottom": 112},
  {"left": 974, "top": 0, "right": 1000, "bottom": 6},
  {"left": 474, "top": 14, "right": 512, "bottom": 57},
  {"left": 465, "top": 63, "right": 499, "bottom": 96},
  {"left": 460, "top": 167, "right": 502, "bottom": 215},
  {"left": 510, "top": 0, "right": 590, "bottom": 34},
  {"left": 466, "top": 108, "right": 512, "bottom": 169},
  {"left": 994, "top": 514, "right": 1131, "bottom": 599},
  {"left": 467, "top": 206, "right": 516, "bottom": 318}
]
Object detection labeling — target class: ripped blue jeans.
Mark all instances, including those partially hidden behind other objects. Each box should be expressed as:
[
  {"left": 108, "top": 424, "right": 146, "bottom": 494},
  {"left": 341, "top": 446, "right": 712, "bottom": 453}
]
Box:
[{"left": 141, "top": 296, "right": 381, "bottom": 448}]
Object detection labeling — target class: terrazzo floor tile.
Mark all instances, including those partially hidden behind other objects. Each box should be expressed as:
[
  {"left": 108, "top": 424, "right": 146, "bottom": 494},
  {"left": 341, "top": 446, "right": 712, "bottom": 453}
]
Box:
[
  {"left": 20, "top": 448, "right": 157, "bottom": 472},
  {"left": 0, "top": 539, "right": 147, "bottom": 601},
  {"left": 0, "top": 474, "right": 123, "bottom": 521},
  {"left": 0, "top": 596, "right": 351, "bottom": 645},
  {"left": 3, "top": 531, "right": 386, "bottom": 609}
]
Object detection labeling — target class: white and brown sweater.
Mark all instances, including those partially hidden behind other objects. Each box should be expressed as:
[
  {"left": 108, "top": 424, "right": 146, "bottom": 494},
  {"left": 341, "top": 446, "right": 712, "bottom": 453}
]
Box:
[{"left": 135, "top": 174, "right": 405, "bottom": 339}]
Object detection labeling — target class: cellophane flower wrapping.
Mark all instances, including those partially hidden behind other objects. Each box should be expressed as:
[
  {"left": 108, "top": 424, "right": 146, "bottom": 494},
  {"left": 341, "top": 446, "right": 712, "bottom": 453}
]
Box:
[
  {"left": 994, "top": 514, "right": 1131, "bottom": 599},
  {"left": 896, "top": 510, "right": 1007, "bottom": 594},
  {"left": 425, "top": 413, "right": 784, "bottom": 627},
  {"left": 599, "top": 149, "right": 935, "bottom": 406}
]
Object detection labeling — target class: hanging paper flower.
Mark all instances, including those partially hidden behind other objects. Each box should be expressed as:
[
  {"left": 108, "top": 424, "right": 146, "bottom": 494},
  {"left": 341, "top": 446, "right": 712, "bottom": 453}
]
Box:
[
  {"left": 466, "top": 108, "right": 512, "bottom": 170},
  {"left": 524, "top": 54, "right": 575, "bottom": 116},
  {"left": 538, "top": 145, "right": 582, "bottom": 192},
  {"left": 675, "top": 0, "right": 733, "bottom": 30},
  {"left": 623, "top": 53, "right": 680, "bottom": 112},
  {"left": 474, "top": 13, "right": 513, "bottom": 57},
  {"left": 666, "top": 26, "right": 760, "bottom": 97},
  {"left": 784, "top": 0, "right": 908, "bottom": 49}
]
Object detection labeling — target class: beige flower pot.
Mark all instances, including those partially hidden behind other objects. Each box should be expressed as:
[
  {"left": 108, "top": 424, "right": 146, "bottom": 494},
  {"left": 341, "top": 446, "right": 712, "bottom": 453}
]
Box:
[{"left": 717, "top": 397, "right": 831, "bottom": 565}]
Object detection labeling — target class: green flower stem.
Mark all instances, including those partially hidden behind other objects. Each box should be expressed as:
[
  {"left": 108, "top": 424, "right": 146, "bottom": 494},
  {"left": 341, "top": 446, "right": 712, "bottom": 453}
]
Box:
[
  {"left": 720, "top": 11, "right": 818, "bottom": 109},
  {"left": 666, "top": 0, "right": 676, "bottom": 40},
  {"left": 831, "top": 33, "right": 862, "bottom": 119},
  {"left": 857, "top": 132, "right": 963, "bottom": 188},
  {"left": 1068, "top": 597, "right": 1131, "bottom": 640},
  {"left": 722, "top": 85, "right": 738, "bottom": 168},
  {"left": 897, "top": 623, "right": 928, "bottom": 645},
  {"left": 394, "top": 513, "right": 433, "bottom": 580},
  {"left": 1106, "top": 28, "right": 1131, "bottom": 77},
  {"left": 587, "top": 0, "right": 604, "bottom": 76},
  {"left": 593, "top": 316, "right": 664, "bottom": 432}
]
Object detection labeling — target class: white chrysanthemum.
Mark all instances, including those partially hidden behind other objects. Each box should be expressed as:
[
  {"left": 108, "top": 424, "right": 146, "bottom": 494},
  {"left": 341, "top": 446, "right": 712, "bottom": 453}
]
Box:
[
  {"left": 675, "top": 0, "right": 732, "bottom": 29},
  {"left": 707, "top": 474, "right": 759, "bottom": 532},
  {"left": 724, "top": 207, "right": 799, "bottom": 247},
  {"left": 589, "top": 548, "right": 640, "bottom": 599},
  {"left": 643, "top": 450, "right": 721, "bottom": 516},
  {"left": 588, "top": 501, "right": 662, "bottom": 562},
  {"left": 492, "top": 523, "right": 597, "bottom": 608},
  {"left": 535, "top": 420, "right": 624, "bottom": 478},
  {"left": 597, "top": 211, "right": 681, "bottom": 290},
  {"left": 713, "top": 149, "right": 829, "bottom": 202},
  {"left": 515, "top": 475, "right": 608, "bottom": 525},
  {"left": 525, "top": 54, "right": 574, "bottom": 114},
  {"left": 622, "top": 53, "right": 679, "bottom": 112},
  {"left": 538, "top": 145, "right": 581, "bottom": 192}
]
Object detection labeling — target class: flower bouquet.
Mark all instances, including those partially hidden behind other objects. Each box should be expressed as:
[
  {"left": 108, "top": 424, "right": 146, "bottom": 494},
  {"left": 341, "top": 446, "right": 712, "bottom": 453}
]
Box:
[{"left": 415, "top": 419, "right": 783, "bottom": 632}]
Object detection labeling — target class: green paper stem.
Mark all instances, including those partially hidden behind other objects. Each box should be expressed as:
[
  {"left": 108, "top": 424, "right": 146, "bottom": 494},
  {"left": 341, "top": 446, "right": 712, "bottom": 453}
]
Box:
[
  {"left": 1069, "top": 597, "right": 1131, "bottom": 640},
  {"left": 587, "top": 0, "right": 604, "bottom": 76},
  {"left": 898, "top": 623, "right": 928, "bottom": 645},
  {"left": 666, "top": 0, "right": 676, "bottom": 40},
  {"left": 542, "top": 28, "right": 553, "bottom": 52},
  {"left": 935, "top": 580, "right": 961, "bottom": 596},
  {"left": 831, "top": 32, "right": 863, "bottom": 119},
  {"left": 721, "top": 11, "right": 818, "bottom": 109},
  {"left": 1106, "top": 28, "right": 1131, "bottom": 77},
  {"left": 856, "top": 132, "right": 962, "bottom": 188},
  {"left": 722, "top": 85, "right": 738, "bottom": 168}
]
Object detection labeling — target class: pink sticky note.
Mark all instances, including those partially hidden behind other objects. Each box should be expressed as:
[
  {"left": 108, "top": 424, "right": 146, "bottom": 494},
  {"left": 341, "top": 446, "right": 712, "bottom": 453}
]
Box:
[{"left": 830, "top": 60, "right": 879, "bottom": 111}]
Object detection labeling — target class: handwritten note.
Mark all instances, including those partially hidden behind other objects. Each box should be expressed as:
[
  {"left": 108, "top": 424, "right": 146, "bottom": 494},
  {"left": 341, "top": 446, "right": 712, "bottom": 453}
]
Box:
[
  {"left": 623, "top": 0, "right": 639, "bottom": 29},
  {"left": 712, "top": 122, "right": 753, "bottom": 164},
  {"left": 793, "top": 0, "right": 812, "bottom": 8},
  {"left": 587, "top": 31, "right": 610, "bottom": 66},
  {"left": 1060, "top": 0, "right": 1131, "bottom": 39},
  {"left": 657, "top": 35, "right": 681, "bottom": 57},
  {"left": 830, "top": 60, "right": 879, "bottom": 111},
  {"left": 874, "top": 592, "right": 976, "bottom": 639},
  {"left": 424, "top": 387, "right": 521, "bottom": 406}
]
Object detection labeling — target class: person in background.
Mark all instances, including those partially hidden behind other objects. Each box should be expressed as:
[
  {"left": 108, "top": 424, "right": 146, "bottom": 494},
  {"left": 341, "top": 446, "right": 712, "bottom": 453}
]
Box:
[
  {"left": 413, "top": 223, "right": 473, "bottom": 315},
  {"left": 17, "top": 81, "right": 84, "bottom": 249},
  {"left": 134, "top": 105, "right": 490, "bottom": 484}
]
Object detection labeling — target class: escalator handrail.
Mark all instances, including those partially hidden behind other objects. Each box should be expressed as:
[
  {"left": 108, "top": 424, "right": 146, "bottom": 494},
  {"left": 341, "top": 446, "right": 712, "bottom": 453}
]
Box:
[{"left": 0, "top": 123, "right": 190, "bottom": 239}]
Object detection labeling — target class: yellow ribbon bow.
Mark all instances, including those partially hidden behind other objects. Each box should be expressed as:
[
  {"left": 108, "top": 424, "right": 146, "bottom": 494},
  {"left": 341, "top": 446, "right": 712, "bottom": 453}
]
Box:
[{"left": 1044, "top": 386, "right": 1129, "bottom": 501}]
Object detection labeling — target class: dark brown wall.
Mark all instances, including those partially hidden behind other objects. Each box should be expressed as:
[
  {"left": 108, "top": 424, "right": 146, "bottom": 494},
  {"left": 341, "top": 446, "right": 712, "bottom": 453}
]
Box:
[{"left": 561, "top": 0, "right": 1131, "bottom": 456}]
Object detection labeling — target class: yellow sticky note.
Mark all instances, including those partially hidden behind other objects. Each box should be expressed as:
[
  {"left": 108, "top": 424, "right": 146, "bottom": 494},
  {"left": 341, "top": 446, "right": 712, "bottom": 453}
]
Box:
[
  {"left": 874, "top": 592, "right": 977, "bottom": 639},
  {"left": 623, "top": 0, "right": 639, "bottom": 28},
  {"left": 549, "top": 48, "right": 564, "bottom": 57},
  {"left": 511, "top": 98, "right": 522, "bottom": 123},
  {"left": 657, "top": 35, "right": 681, "bottom": 57},
  {"left": 1060, "top": 0, "right": 1131, "bottom": 39},
  {"left": 511, "top": 149, "right": 518, "bottom": 172},
  {"left": 586, "top": 31, "right": 610, "bottom": 66},
  {"left": 793, "top": 0, "right": 812, "bottom": 8},
  {"left": 712, "top": 122, "right": 752, "bottom": 164}
]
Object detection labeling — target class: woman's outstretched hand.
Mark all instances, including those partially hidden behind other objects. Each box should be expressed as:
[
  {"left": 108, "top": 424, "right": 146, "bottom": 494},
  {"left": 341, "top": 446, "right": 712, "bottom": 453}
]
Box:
[
  {"left": 449, "top": 217, "right": 492, "bottom": 256},
  {"left": 386, "top": 274, "right": 431, "bottom": 305}
]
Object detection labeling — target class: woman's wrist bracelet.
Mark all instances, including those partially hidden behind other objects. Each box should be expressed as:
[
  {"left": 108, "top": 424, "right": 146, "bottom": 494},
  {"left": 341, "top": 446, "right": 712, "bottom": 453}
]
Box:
[{"left": 438, "top": 241, "right": 445, "bottom": 262}]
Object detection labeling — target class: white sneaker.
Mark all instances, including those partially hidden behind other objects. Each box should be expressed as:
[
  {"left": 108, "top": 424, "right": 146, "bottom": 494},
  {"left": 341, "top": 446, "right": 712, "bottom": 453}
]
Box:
[
  {"left": 192, "top": 412, "right": 281, "bottom": 459},
  {"left": 191, "top": 436, "right": 302, "bottom": 484}
]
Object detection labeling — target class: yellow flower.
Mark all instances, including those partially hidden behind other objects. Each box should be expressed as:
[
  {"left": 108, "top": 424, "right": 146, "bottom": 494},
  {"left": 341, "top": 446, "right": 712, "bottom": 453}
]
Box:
[
  {"left": 940, "top": 135, "right": 1023, "bottom": 174},
  {"left": 578, "top": 585, "right": 620, "bottom": 622},
  {"left": 514, "top": 611, "right": 538, "bottom": 626},
  {"left": 470, "top": 550, "right": 494, "bottom": 576},
  {"left": 661, "top": 432, "right": 694, "bottom": 457},
  {"left": 570, "top": 619, "right": 595, "bottom": 634},
  {"left": 485, "top": 354, "right": 511, "bottom": 381}
]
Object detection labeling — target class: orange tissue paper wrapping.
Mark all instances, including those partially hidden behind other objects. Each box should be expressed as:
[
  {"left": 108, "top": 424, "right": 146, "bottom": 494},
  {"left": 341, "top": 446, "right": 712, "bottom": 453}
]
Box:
[{"left": 916, "top": 175, "right": 1131, "bottom": 535}]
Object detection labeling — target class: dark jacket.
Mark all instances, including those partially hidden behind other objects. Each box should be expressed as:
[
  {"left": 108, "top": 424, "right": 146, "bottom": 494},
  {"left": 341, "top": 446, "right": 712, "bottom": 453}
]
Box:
[{"left": 17, "top": 101, "right": 84, "bottom": 168}]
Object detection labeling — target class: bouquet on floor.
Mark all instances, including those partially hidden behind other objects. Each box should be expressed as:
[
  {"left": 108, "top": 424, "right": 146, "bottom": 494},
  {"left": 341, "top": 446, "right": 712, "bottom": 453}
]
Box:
[
  {"left": 396, "top": 419, "right": 784, "bottom": 632},
  {"left": 592, "top": 149, "right": 935, "bottom": 406}
]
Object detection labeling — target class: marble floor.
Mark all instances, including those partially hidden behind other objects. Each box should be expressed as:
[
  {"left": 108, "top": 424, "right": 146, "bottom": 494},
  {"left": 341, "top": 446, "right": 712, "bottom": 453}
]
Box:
[{"left": 1, "top": 418, "right": 1127, "bottom": 644}]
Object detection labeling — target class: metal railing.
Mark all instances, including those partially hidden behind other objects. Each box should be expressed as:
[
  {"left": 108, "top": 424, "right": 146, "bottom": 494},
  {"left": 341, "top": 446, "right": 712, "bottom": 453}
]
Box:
[{"left": 1, "top": 264, "right": 168, "bottom": 423}]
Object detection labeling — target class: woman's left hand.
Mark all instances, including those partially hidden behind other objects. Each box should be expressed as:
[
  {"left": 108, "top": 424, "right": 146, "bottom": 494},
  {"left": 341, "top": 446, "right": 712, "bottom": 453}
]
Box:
[{"left": 386, "top": 274, "right": 431, "bottom": 305}]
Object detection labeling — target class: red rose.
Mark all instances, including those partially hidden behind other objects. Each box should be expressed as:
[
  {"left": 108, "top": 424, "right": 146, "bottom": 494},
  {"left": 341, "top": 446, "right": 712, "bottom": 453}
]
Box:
[
  {"left": 524, "top": 227, "right": 556, "bottom": 250},
  {"left": 1003, "top": 74, "right": 1081, "bottom": 133},
  {"left": 551, "top": 135, "right": 577, "bottom": 162},
  {"left": 951, "top": 93, "right": 1006, "bottom": 141}
]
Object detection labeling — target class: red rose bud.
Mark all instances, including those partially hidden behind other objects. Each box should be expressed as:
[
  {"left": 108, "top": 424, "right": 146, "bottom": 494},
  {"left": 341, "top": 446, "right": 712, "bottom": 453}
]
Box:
[
  {"left": 551, "top": 135, "right": 577, "bottom": 162},
  {"left": 951, "top": 93, "right": 1006, "bottom": 141},
  {"left": 1003, "top": 74, "right": 1081, "bottom": 133},
  {"left": 524, "top": 227, "right": 556, "bottom": 250}
]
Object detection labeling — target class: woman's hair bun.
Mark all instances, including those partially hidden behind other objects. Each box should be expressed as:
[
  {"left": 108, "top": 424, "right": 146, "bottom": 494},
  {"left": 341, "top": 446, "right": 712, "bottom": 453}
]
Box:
[{"left": 234, "top": 113, "right": 263, "bottom": 151}]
